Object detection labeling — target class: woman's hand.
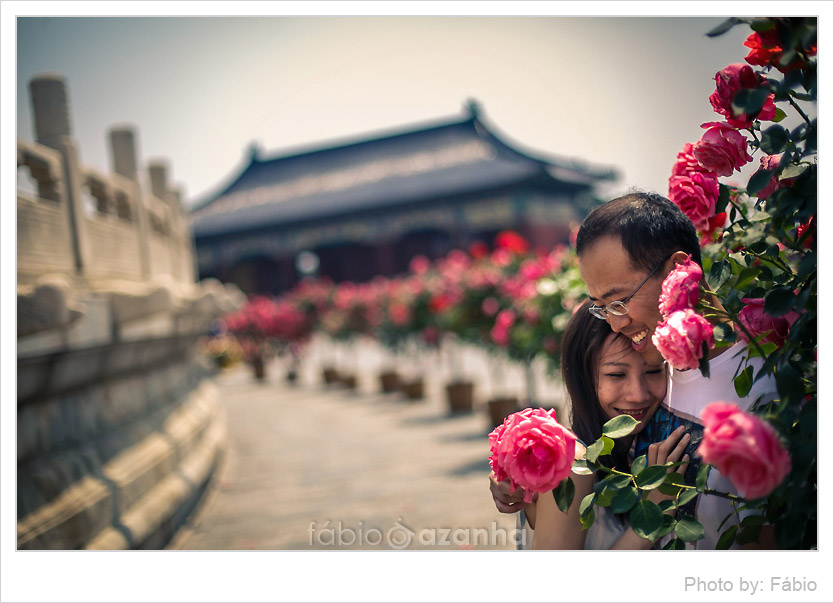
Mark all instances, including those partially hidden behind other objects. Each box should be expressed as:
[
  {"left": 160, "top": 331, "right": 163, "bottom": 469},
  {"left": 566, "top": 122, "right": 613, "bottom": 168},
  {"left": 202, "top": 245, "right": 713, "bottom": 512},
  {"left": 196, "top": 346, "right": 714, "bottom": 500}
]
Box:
[
  {"left": 646, "top": 425, "right": 690, "bottom": 511},
  {"left": 488, "top": 471, "right": 535, "bottom": 513}
]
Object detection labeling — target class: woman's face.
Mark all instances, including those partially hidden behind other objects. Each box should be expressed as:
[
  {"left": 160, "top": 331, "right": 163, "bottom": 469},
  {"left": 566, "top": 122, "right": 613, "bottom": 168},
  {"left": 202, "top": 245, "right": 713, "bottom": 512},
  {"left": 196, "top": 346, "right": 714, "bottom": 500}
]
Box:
[{"left": 596, "top": 334, "right": 667, "bottom": 435}]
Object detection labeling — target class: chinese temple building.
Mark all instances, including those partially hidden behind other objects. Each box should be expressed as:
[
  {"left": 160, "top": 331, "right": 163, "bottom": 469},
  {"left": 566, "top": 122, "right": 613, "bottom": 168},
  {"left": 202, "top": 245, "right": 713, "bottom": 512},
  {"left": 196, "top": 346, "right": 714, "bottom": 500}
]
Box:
[{"left": 188, "top": 103, "right": 618, "bottom": 295}]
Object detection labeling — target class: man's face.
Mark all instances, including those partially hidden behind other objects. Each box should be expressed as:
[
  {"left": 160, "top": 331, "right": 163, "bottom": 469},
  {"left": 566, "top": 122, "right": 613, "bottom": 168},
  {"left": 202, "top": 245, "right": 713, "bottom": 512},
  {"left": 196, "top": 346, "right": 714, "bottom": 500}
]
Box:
[{"left": 578, "top": 235, "right": 667, "bottom": 365}]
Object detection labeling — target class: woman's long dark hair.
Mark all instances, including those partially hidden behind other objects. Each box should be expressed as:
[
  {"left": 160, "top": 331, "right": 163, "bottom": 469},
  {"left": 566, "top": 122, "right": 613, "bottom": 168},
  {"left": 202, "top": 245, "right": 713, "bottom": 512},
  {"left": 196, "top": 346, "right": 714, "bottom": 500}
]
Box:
[{"left": 560, "top": 300, "right": 633, "bottom": 472}]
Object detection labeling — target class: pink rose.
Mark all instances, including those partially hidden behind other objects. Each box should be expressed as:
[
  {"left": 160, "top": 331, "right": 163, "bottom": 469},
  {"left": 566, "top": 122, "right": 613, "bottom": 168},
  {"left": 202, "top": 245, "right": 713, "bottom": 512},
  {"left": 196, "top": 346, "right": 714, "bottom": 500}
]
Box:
[
  {"left": 698, "top": 402, "right": 791, "bottom": 500},
  {"left": 652, "top": 308, "right": 715, "bottom": 371},
  {"left": 481, "top": 296, "right": 500, "bottom": 316},
  {"left": 495, "top": 230, "right": 530, "bottom": 255},
  {"left": 388, "top": 303, "right": 411, "bottom": 326},
  {"left": 672, "top": 142, "right": 713, "bottom": 178},
  {"left": 668, "top": 172, "right": 720, "bottom": 233},
  {"left": 409, "top": 255, "right": 430, "bottom": 275},
  {"left": 709, "top": 63, "right": 777, "bottom": 128},
  {"left": 700, "top": 212, "right": 728, "bottom": 246},
  {"left": 737, "top": 297, "right": 799, "bottom": 347},
  {"left": 658, "top": 255, "right": 703, "bottom": 318},
  {"left": 488, "top": 407, "right": 577, "bottom": 503},
  {"left": 490, "top": 309, "right": 516, "bottom": 346},
  {"left": 693, "top": 122, "right": 753, "bottom": 177}
]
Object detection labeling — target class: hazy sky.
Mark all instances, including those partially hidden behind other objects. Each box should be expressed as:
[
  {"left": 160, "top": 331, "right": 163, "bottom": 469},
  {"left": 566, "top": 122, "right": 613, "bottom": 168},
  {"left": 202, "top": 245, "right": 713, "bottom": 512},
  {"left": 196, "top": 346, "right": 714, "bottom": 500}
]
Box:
[{"left": 15, "top": 14, "right": 762, "bottom": 206}]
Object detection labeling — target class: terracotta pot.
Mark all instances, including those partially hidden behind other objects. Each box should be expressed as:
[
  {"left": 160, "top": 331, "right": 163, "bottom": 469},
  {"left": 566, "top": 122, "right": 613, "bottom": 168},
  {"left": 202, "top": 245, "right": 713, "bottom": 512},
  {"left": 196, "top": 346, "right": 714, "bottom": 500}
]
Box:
[
  {"left": 401, "top": 378, "right": 424, "bottom": 400},
  {"left": 322, "top": 367, "right": 340, "bottom": 384},
  {"left": 252, "top": 355, "right": 266, "bottom": 382},
  {"left": 487, "top": 396, "right": 519, "bottom": 428},
  {"left": 379, "top": 371, "right": 401, "bottom": 393},
  {"left": 445, "top": 381, "right": 474, "bottom": 414},
  {"left": 340, "top": 374, "right": 357, "bottom": 389}
]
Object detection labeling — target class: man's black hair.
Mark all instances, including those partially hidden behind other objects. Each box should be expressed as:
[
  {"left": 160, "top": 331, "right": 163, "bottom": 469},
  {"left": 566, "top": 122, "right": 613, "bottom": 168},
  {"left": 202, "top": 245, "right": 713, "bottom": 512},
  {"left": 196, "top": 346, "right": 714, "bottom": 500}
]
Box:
[{"left": 575, "top": 192, "right": 702, "bottom": 271}]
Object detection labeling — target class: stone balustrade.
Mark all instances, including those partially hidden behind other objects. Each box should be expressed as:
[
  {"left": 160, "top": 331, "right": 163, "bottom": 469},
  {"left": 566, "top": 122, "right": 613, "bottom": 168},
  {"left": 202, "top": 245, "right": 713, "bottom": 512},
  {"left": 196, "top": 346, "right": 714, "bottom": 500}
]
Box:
[{"left": 16, "top": 73, "right": 244, "bottom": 549}]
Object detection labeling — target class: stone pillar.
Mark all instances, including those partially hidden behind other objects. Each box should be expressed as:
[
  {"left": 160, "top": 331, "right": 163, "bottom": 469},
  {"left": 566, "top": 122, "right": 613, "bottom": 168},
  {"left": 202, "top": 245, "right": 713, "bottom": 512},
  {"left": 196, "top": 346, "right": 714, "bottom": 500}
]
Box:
[
  {"left": 148, "top": 161, "right": 169, "bottom": 203},
  {"left": 30, "top": 74, "right": 89, "bottom": 276},
  {"left": 30, "top": 74, "right": 71, "bottom": 151},
  {"left": 109, "top": 128, "right": 139, "bottom": 182},
  {"left": 148, "top": 161, "right": 185, "bottom": 283},
  {"left": 110, "top": 127, "right": 151, "bottom": 279}
]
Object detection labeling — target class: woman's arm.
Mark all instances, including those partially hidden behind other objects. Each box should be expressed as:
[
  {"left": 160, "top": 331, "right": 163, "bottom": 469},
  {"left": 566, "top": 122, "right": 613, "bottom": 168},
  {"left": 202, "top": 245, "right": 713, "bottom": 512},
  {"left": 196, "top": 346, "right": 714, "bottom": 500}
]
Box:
[{"left": 531, "top": 470, "right": 595, "bottom": 550}]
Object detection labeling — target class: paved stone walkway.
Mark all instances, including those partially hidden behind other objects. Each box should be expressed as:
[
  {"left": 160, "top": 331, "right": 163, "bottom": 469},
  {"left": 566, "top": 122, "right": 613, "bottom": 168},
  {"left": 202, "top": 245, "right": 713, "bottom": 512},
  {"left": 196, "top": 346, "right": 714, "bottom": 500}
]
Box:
[{"left": 167, "top": 338, "right": 567, "bottom": 551}]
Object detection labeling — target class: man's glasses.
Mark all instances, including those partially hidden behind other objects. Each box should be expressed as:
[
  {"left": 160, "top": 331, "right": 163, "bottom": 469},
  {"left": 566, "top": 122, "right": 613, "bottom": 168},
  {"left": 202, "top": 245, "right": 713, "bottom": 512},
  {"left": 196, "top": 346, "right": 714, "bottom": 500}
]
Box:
[{"left": 588, "top": 256, "right": 669, "bottom": 320}]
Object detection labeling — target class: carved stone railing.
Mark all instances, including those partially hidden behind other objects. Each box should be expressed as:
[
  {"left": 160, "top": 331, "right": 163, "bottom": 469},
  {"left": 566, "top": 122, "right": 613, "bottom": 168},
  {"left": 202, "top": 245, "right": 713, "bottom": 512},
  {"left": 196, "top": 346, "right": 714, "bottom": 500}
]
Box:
[{"left": 17, "top": 73, "right": 244, "bottom": 549}]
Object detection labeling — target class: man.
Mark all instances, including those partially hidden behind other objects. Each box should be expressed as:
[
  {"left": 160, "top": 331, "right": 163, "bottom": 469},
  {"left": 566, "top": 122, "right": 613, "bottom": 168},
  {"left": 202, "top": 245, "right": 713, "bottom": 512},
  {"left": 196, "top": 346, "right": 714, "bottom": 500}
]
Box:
[{"left": 491, "top": 191, "right": 777, "bottom": 549}]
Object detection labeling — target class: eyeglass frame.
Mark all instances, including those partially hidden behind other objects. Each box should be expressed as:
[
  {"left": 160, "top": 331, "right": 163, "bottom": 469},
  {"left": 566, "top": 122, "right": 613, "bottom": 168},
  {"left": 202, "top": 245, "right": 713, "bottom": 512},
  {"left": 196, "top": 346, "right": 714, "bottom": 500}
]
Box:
[{"left": 587, "top": 255, "right": 671, "bottom": 321}]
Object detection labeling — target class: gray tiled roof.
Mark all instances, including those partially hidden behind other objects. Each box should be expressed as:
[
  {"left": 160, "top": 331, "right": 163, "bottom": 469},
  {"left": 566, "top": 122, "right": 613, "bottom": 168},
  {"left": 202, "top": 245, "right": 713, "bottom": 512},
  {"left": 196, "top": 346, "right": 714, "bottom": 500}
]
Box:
[{"left": 189, "top": 112, "right": 616, "bottom": 238}]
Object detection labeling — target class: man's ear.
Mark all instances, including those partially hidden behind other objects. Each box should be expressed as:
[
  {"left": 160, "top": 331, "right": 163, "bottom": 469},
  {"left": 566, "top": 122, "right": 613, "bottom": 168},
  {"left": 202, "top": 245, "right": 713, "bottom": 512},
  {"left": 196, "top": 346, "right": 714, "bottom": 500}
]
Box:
[{"left": 659, "top": 251, "right": 691, "bottom": 278}]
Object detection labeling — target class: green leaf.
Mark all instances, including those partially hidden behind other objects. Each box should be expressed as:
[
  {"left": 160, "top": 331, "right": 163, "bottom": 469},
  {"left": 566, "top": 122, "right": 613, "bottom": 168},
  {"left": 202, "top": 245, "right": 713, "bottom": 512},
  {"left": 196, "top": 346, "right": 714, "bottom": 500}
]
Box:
[
  {"left": 716, "top": 525, "right": 738, "bottom": 549},
  {"left": 675, "top": 514, "right": 705, "bottom": 542},
  {"left": 571, "top": 459, "right": 593, "bottom": 476},
  {"left": 771, "top": 107, "right": 787, "bottom": 123},
  {"left": 602, "top": 473, "right": 633, "bottom": 489},
  {"left": 657, "top": 514, "right": 677, "bottom": 539},
  {"left": 663, "top": 538, "right": 685, "bottom": 550},
  {"left": 609, "top": 485, "right": 640, "bottom": 514},
  {"left": 747, "top": 169, "right": 773, "bottom": 195},
  {"left": 732, "top": 88, "right": 770, "bottom": 118},
  {"left": 579, "top": 493, "right": 595, "bottom": 516},
  {"left": 635, "top": 465, "right": 669, "bottom": 490},
  {"left": 578, "top": 492, "right": 596, "bottom": 529},
  {"left": 737, "top": 523, "right": 762, "bottom": 545},
  {"left": 595, "top": 483, "right": 615, "bottom": 508},
  {"left": 735, "top": 266, "right": 762, "bottom": 290},
  {"left": 713, "top": 322, "right": 735, "bottom": 345},
  {"left": 764, "top": 286, "right": 795, "bottom": 316},
  {"left": 553, "top": 477, "right": 575, "bottom": 514},
  {"left": 678, "top": 488, "right": 699, "bottom": 507},
  {"left": 705, "top": 17, "right": 745, "bottom": 37},
  {"left": 760, "top": 125, "right": 790, "bottom": 155},
  {"left": 657, "top": 500, "right": 676, "bottom": 513},
  {"left": 708, "top": 259, "right": 732, "bottom": 290},
  {"left": 658, "top": 483, "right": 684, "bottom": 497},
  {"left": 696, "top": 464, "right": 711, "bottom": 491},
  {"left": 777, "top": 362, "right": 804, "bottom": 404},
  {"left": 697, "top": 341, "right": 711, "bottom": 379},
  {"left": 715, "top": 184, "right": 731, "bottom": 214},
  {"left": 734, "top": 365, "right": 754, "bottom": 398},
  {"left": 749, "top": 18, "right": 776, "bottom": 32},
  {"left": 580, "top": 506, "right": 595, "bottom": 531},
  {"left": 630, "top": 500, "right": 665, "bottom": 540},
  {"left": 740, "top": 514, "right": 768, "bottom": 528},
  {"left": 780, "top": 163, "right": 808, "bottom": 179},
  {"left": 631, "top": 455, "right": 648, "bottom": 476},
  {"left": 584, "top": 438, "right": 605, "bottom": 463},
  {"left": 602, "top": 414, "right": 640, "bottom": 439}
]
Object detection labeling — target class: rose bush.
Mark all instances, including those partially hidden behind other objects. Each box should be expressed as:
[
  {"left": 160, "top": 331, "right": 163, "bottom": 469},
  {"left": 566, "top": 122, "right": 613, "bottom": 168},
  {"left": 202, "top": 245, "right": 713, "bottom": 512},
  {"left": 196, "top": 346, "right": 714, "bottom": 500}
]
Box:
[{"left": 658, "top": 16, "right": 816, "bottom": 549}]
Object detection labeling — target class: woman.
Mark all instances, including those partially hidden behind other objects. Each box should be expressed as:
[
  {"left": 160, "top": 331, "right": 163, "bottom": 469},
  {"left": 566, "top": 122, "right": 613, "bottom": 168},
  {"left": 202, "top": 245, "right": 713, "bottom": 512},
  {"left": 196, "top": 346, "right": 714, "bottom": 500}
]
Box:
[{"left": 494, "top": 300, "right": 690, "bottom": 549}]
